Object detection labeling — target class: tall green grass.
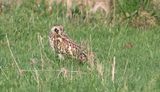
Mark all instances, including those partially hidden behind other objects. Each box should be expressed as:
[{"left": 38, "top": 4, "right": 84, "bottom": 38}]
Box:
[{"left": 0, "top": 1, "right": 160, "bottom": 92}]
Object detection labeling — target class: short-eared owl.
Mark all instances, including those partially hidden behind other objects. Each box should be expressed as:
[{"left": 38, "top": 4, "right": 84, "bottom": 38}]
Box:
[{"left": 49, "top": 25, "right": 87, "bottom": 62}]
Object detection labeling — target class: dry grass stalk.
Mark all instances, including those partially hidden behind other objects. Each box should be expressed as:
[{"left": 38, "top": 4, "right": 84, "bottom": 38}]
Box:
[
  {"left": 87, "top": 51, "right": 95, "bottom": 70},
  {"left": 6, "top": 34, "right": 22, "bottom": 75},
  {"left": 0, "top": 66, "right": 9, "bottom": 80},
  {"left": 30, "top": 58, "right": 37, "bottom": 68},
  {"left": 84, "top": 35, "right": 96, "bottom": 70},
  {"left": 34, "top": 68, "right": 40, "bottom": 84},
  {"left": 33, "top": 67, "right": 41, "bottom": 91},
  {"left": 123, "top": 60, "right": 128, "bottom": 78},
  {"left": 111, "top": 56, "right": 116, "bottom": 83},
  {"left": 58, "top": 68, "right": 68, "bottom": 78},
  {"left": 96, "top": 62, "right": 104, "bottom": 77},
  {"left": 37, "top": 33, "right": 44, "bottom": 70}
]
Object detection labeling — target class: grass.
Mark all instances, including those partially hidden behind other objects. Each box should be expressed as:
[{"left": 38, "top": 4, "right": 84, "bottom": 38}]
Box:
[{"left": 0, "top": 1, "right": 160, "bottom": 92}]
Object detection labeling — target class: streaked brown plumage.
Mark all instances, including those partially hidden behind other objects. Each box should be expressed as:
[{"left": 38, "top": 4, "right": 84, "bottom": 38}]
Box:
[{"left": 49, "top": 25, "right": 87, "bottom": 62}]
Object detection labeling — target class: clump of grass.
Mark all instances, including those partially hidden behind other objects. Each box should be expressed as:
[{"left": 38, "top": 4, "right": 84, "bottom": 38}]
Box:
[{"left": 116, "top": 0, "right": 159, "bottom": 28}]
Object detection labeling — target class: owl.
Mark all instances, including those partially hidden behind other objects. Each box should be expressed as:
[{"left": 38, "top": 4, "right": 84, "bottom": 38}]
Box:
[{"left": 49, "top": 25, "right": 88, "bottom": 62}]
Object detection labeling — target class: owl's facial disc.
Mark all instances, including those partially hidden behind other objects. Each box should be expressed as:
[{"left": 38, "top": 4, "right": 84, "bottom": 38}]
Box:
[{"left": 51, "top": 25, "right": 64, "bottom": 35}]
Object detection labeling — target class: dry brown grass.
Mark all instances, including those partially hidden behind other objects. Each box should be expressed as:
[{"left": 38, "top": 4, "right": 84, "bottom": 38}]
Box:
[
  {"left": 131, "top": 9, "right": 157, "bottom": 28},
  {"left": 35, "top": 0, "right": 112, "bottom": 18},
  {"left": 152, "top": 0, "right": 160, "bottom": 10}
]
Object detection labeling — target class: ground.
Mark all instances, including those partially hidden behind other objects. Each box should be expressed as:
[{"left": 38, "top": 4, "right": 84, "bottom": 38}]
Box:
[{"left": 0, "top": 1, "right": 160, "bottom": 92}]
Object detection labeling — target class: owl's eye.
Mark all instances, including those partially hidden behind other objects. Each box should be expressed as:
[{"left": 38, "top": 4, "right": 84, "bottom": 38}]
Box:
[{"left": 54, "top": 28, "right": 59, "bottom": 34}]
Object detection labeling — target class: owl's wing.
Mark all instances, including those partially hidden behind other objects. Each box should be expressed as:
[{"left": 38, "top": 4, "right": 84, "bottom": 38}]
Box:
[
  {"left": 61, "top": 33, "right": 82, "bottom": 49},
  {"left": 61, "top": 32, "right": 76, "bottom": 44}
]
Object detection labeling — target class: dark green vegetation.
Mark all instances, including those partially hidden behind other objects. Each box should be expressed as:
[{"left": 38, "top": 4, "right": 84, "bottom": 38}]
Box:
[{"left": 0, "top": 1, "right": 160, "bottom": 92}]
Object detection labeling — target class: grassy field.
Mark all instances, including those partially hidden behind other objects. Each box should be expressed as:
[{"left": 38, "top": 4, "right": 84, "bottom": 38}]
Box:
[{"left": 0, "top": 1, "right": 160, "bottom": 92}]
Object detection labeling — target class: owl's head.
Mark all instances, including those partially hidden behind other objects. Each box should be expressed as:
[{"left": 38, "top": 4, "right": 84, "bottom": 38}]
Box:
[{"left": 51, "top": 25, "right": 64, "bottom": 35}]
